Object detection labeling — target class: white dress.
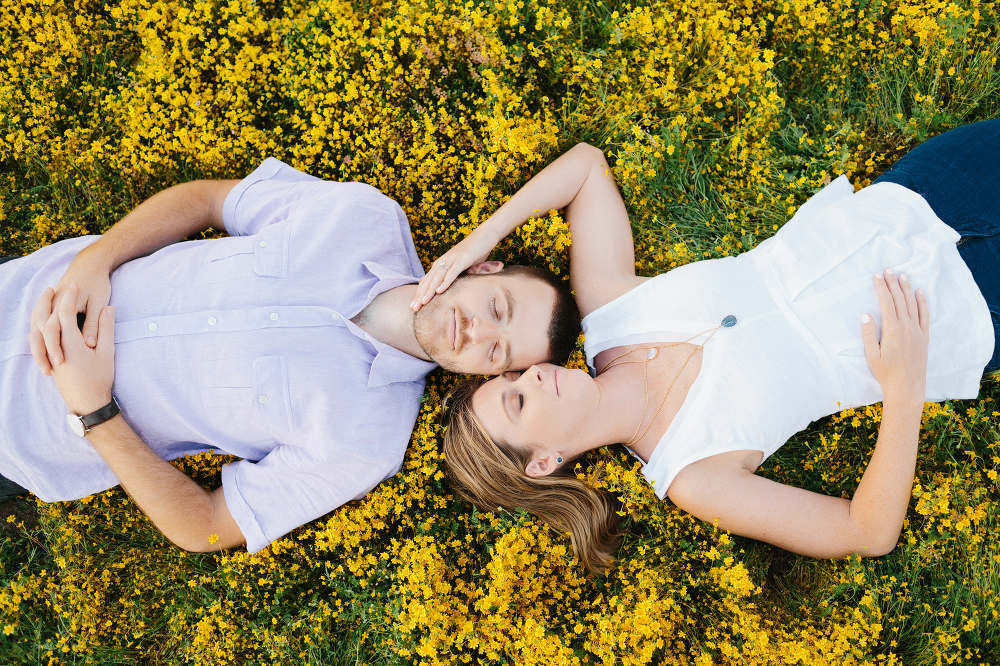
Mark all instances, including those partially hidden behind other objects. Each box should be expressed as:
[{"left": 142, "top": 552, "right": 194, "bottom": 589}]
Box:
[{"left": 581, "top": 177, "right": 994, "bottom": 499}]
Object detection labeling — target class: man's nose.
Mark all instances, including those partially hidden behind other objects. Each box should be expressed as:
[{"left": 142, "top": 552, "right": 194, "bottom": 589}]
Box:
[{"left": 466, "top": 316, "right": 499, "bottom": 345}]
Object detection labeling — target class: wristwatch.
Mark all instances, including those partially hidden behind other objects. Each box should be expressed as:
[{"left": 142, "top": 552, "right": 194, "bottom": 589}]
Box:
[{"left": 66, "top": 397, "right": 121, "bottom": 437}]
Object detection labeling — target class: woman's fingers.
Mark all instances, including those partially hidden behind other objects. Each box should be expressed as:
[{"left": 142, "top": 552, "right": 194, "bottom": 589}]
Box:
[
  {"left": 916, "top": 287, "right": 929, "bottom": 332},
  {"left": 412, "top": 260, "right": 452, "bottom": 312},
  {"left": 897, "top": 272, "right": 919, "bottom": 321},
  {"left": 860, "top": 312, "right": 880, "bottom": 366},
  {"left": 881, "top": 268, "right": 908, "bottom": 321},
  {"left": 873, "top": 271, "right": 896, "bottom": 324},
  {"left": 29, "top": 287, "right": 56, "bottom": 375}
]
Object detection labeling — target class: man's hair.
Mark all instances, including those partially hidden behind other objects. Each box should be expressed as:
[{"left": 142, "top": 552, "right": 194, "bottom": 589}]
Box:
[{"left": 497, "top": 264, "right": 580, "bottom": 365}]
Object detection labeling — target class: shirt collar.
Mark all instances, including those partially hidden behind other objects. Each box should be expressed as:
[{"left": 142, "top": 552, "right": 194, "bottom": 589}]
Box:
[{"left": 353, "top": 260, "right": 437, "bottom": 388}]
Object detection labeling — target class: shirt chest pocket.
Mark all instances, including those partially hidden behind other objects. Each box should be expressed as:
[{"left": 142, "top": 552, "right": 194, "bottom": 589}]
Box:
[
  {"left": 200, "top": 356, "right": 294, "bottom": 435},
  {"left": 202, "top": 224, "right": 291, "bottom": 283}
]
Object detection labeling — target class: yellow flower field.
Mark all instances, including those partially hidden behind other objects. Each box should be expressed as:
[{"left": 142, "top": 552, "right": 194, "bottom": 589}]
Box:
[{"left": 1, "top": 0, "right": 999, "bottom": 663}]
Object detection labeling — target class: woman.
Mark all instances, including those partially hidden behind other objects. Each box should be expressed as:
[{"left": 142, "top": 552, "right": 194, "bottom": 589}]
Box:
[{"left": 413, "top": 121, "right": 999, "bottom": 573}]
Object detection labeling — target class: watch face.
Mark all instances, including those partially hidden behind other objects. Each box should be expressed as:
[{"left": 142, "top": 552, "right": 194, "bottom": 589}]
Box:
[{"left": 66, "top": 413, "right": 86, "bottom": 437}]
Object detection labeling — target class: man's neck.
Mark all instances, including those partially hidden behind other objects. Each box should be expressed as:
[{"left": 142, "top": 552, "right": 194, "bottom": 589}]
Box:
[{"left": 350, "top": 284, "right": 431, "bottom": 361}]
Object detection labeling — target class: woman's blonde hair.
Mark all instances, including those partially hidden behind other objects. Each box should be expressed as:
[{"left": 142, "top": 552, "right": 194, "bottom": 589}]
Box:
[{"left": 441, "top": 378, "right": 623, "bottom": 574}]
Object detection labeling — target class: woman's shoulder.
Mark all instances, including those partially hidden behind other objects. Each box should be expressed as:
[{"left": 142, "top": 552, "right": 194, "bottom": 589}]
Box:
[{"left": 575, "top": 275, "right": 650, "bottom": 319}]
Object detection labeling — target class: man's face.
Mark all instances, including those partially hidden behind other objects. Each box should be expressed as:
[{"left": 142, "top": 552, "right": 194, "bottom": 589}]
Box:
[{"left": 413, "top": 273, "right": 556, "bottom": 375}]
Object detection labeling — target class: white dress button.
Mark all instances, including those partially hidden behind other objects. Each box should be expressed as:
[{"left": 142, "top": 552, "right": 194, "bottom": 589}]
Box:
[
  {"left": 258, "top": 395, "right": 268, "bottom": 403},
  {"left": 259, "top": 240, "right": 268, "bottom": 248},
  {"left": 331, "top": 313, "right": 340, "bottom": 320},
  {"left": 270, "top": 312, "right": 279, "bottom": 321},
  {"left": 208, "top": 317, "right": 217, "bottom": 325},
  {"left": 148, "top": 323, "right": 157, "bottom": 331}
]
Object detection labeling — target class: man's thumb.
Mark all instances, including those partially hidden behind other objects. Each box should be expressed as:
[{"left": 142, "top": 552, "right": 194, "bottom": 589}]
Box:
[
  {"left": 96, "top": 306, "right": 115, "bottom": 356},
  {"left": 82, "top": 310, "right": 101, "bottom": 348}
]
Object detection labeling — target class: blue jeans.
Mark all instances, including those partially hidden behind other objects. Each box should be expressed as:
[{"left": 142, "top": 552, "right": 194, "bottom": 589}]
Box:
[{"left": 873, "top": 119, "right": 1000, "bottom": 374}]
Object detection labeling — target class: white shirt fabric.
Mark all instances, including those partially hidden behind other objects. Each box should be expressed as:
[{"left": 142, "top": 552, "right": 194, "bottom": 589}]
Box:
[
  {"left": 0, "top": 158, "right": 435, "bottom": 552},
  {"left": 581, "top": 177, "right": 994, "bottom": 499}
]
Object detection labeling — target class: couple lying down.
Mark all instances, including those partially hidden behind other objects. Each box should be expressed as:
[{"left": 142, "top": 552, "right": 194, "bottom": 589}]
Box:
[{"left": 428, "top": 120, "right": 1000, "bottom": 572}]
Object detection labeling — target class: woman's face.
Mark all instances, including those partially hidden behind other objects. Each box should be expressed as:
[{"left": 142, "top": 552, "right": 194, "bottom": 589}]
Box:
[{"left": 472, "top": 363, "right": 601, "bottom": 467}]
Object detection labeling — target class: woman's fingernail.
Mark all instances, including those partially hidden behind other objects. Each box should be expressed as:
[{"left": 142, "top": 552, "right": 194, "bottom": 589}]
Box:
[
  {"left": 885, "top": 267, "right": 894, "bottom": 275},
  {"left": 410, "top": 301, "right": 416, "bottom": 309},
  {"left": 899, "top": 272, "right": 908, "bottom": 281},
  {"left": 87, "top": 336, "right": 96, "bottom": 346},
  {"left": 875, "top": 271, "right": 884, "bottom": 279},
  {"left": 861, "top": 313, "right": 871, "bottom": 324},
  {"left": 917, "top": 288, "right": 924, "bottom": 296}
]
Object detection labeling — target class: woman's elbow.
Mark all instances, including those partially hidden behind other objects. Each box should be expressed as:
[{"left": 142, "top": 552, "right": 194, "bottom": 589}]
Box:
[{"left": 856, "top": 532, "right": 901, "bottom": 558}]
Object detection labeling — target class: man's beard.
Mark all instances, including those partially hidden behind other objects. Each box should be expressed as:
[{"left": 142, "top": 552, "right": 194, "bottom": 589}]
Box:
[{"left": 412, "top": 293, "right": 456, "bottom": 369}]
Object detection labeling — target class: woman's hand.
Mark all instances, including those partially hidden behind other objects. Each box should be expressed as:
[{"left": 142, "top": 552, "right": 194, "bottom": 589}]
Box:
[
  {"left": 410, "top": 227, "right": 501, "bottom": 312},
  {"left": 861, "top": 268, "right": 929, "bottom": 402}
]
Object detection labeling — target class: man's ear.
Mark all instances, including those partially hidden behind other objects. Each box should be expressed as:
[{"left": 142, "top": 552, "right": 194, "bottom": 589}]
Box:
[
  {"left": 525, "top": 454, "right": 555, "bottom": 478},
  {"left": 466, "top": 261, "right": 504, "bottom": 275}
]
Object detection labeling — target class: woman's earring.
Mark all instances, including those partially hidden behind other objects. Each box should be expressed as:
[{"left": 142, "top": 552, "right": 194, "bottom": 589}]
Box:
[{"left": 556, "top": 456, "right": 563, "bottom": 464}]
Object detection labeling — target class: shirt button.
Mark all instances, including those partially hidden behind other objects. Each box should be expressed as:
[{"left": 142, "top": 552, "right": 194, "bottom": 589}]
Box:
[
  {"left": 259, "top": 240, "right": 268, "bottom": 248},
  {"left": 258, "top": 395, "right": 268, "bottom": 403},
  {"left": 270, "top": 312, "right": 279, "bottom": 321},
  {"left": 331, "top": 313, "right": 340, "bottom": 320},
  {"left": 208, "top": 317, "right": 217, "bottom": 326},
  {"left": 148, "top": 323, "right": 157, "bottom": 331}
]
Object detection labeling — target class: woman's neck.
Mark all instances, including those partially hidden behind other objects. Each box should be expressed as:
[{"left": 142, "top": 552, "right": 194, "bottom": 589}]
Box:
[{"left": 588, "top": 343, "right": 705, "bottom": 463}]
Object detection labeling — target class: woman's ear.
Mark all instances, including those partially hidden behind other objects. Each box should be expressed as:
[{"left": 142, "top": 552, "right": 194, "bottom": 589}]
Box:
[
  {"left": 525, "top": 454, "right": 555, "bottom": 478},
  {"left": 466, "top": 261, "right": 504, "bottom": 275}
]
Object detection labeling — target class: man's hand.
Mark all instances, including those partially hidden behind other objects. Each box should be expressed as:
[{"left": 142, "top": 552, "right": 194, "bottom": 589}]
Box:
[
  {"left": 39, "top": 284, "right": 116, "bottom": 415},
  {"left": 29, "top": 251, "right": 111, "bottom": 374}
]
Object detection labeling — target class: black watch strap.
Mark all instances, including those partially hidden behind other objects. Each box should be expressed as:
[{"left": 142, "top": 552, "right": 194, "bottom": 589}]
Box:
[{"left": 80, "top": 397, "right": 121, "bottom": 430}]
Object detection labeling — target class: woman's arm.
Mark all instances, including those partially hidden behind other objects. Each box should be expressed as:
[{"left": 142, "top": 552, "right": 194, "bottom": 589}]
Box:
[
  {"left": 670, "top": 269, "right": 929, "bottom": 557},
  {"left": 411, "top": 143, "right": 641, "bottom": 317}
]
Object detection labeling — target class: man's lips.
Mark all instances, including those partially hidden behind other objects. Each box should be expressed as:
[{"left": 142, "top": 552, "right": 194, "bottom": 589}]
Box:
[
  {"left": 451, "top": 308, "right": 458, "bottom": 350},
  {"left": 554, "top": 367, "right": 559, "bottom": 396}
]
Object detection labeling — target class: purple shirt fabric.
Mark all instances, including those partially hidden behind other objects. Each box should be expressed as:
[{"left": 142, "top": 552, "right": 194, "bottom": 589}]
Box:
[{"left": 0, "top": 158, "right": 435, "bottom": 552}]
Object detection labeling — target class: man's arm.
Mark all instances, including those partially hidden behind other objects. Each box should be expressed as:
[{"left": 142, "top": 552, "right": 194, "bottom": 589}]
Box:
[
  {"left": 85, "top": 416, "right": 246, "bottom": 551},
  {"left": 40, "top": 283, "right": 246, "bottom": 552},
  {"left": 29, "top": 179, "right": 239, "bottom": 374}
]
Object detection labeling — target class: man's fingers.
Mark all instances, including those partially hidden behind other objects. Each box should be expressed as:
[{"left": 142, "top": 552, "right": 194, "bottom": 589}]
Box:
[
  {"left": 30, "top": 288, "right": 56, "bottom": 374},
  {"left": 40, "top": 307, "right": 65, "bottom": 368},
  {"left": 96, "top": 306, "right": 115, "bottom": 358},
  {"left": 80, "top": 298, "right": 101, "bottom": 348},
  {"left": 55, "top": 284, "right": 85, "bottom": 356}
]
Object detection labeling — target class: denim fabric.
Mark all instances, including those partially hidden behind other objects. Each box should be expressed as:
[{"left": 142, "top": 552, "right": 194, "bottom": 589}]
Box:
[
  {"left": 0, "top": 473, "right": 27, "bottom": 502},
  {"left": 873, "top": 119, "right": 1000, "bottom": 373}
]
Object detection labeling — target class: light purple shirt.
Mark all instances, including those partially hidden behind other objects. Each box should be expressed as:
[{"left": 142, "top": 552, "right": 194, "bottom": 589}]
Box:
[{"left": 0, "top": 158, "right": 435, "bottom": 552}]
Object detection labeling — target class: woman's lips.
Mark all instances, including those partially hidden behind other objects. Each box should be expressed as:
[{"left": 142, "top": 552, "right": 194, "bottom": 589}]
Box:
[{"left": 554, "top": 367, "right": 559, "bottom": 396}]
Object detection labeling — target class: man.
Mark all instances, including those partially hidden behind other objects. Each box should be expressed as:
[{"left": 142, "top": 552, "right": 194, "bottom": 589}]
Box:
[{"left": 0, "top": 157, "right": 579, "bottom": 554}]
